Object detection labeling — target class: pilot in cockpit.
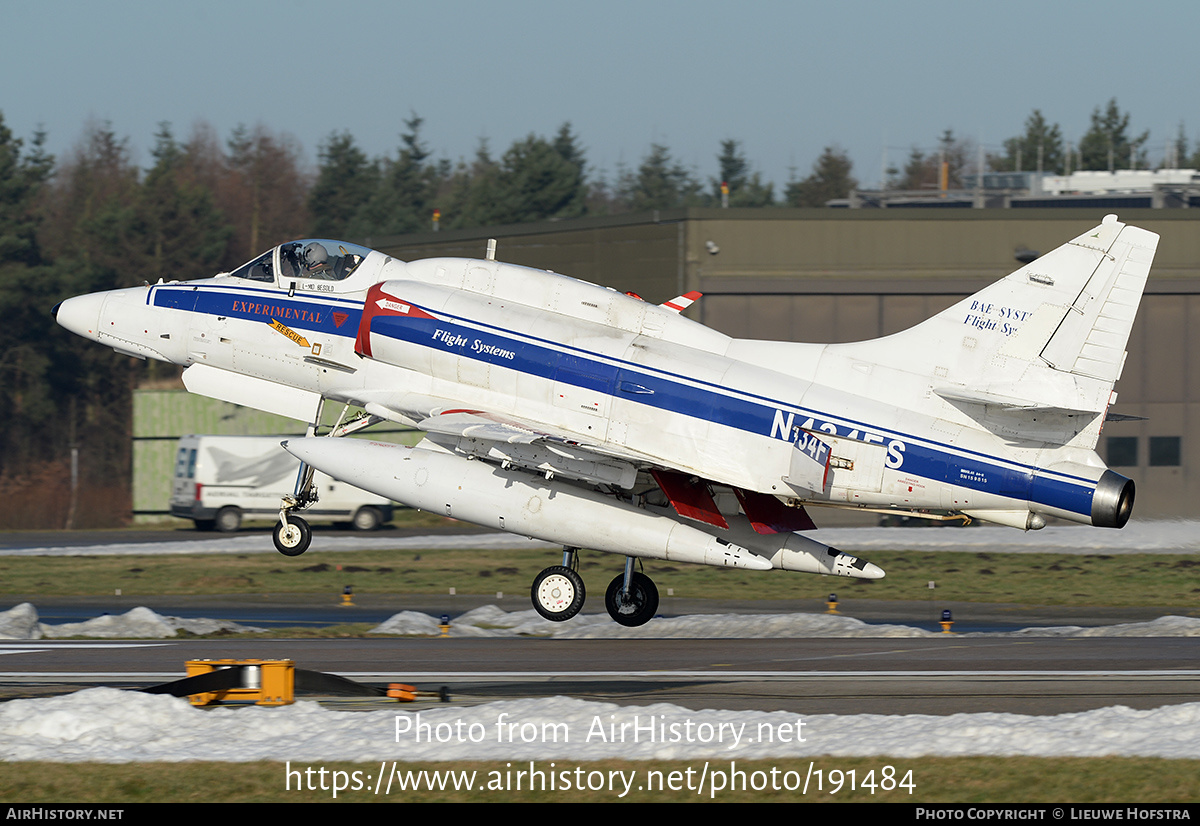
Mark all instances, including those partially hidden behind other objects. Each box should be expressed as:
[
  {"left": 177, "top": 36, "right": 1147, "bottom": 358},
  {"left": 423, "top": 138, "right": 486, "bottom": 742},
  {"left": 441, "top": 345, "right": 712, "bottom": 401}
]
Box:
[
  {"left": 231, "top": 239, "right": 368, "bottom": 284},
  {"left": 302, "top": 242, "right": 335, "bottom": 279}
]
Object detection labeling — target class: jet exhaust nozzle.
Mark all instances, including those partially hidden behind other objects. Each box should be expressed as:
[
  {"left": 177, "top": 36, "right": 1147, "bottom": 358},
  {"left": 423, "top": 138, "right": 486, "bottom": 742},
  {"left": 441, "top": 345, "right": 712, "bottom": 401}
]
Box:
[{"left": 1091, "top": 470, "right": 1135, "bottom": 529}]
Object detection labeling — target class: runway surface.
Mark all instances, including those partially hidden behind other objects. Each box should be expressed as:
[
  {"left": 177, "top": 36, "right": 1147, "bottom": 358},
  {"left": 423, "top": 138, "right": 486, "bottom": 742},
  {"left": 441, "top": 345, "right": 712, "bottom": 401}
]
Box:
[{"left": 4, "top": 605, "right": 1199, "bottom": 715}]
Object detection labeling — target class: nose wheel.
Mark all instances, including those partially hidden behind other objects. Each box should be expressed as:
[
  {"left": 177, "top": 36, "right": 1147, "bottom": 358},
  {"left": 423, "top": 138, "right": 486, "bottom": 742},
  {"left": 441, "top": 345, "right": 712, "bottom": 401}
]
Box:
[
  {"left": 604, "top": 571, "right": 659, "bottom": 627},
  {"left": 273, "top": 514, "right": 311, "bottom": 556},
  {"left": 531, "top": 566, "right": 585, "bottom": 621}
]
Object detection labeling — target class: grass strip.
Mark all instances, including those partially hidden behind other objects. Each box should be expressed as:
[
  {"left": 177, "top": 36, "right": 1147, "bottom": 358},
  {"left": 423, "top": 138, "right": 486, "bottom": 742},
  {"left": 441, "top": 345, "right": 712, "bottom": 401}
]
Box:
[
  {"left": 1, "top": 757, "right": 1197, "bottom": 803},
  {"left": 2, "top": 548, "right": 1199, "bottom": 608}
]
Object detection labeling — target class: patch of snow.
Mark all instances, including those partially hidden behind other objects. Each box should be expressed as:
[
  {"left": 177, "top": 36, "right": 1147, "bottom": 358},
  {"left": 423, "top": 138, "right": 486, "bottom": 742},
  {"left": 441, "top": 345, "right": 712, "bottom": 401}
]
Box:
[
  {"left": 5, "top": 603, "right": 1200, "bottom": 640},
  {"left": 3, "top": 689, "right": 1200, "bottom": 762},
  {"left": 372, "top": 606, "right": 1200, "bottom": 640},
  {"left": 0, "top": 604, "right": 266, "bottom": 640}
]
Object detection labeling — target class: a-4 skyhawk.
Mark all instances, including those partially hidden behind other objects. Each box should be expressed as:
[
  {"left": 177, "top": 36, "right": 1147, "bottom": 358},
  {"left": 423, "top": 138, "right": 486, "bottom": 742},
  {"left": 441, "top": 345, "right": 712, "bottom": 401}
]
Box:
[{"left": 54, "top": 215, "right": 1155, "bottom": 625}]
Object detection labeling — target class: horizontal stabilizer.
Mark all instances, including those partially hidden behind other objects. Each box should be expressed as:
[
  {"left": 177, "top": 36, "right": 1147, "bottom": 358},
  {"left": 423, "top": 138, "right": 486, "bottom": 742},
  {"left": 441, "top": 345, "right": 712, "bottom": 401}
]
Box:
[
  {"left": 933, "top": 383, "right": 1107, "bottom": 445},
  {"left": 933, "top": 384, "right": 1099, "bottom": 416}
]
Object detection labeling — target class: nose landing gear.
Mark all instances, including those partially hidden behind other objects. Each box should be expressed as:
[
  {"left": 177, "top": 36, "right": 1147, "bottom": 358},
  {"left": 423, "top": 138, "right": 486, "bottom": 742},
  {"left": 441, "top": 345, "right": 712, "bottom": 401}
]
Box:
[
  {"left": 271, "top": 402, "right": 387, "bottom": 559},
  {"left": 273, "top": 513, "right": 312, "bottom": 556}
]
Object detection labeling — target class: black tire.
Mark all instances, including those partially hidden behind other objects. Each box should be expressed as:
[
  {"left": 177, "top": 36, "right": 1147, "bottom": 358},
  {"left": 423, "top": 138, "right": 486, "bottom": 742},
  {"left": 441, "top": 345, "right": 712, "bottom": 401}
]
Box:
[
  {"left": 530, "top": 566, "right": 585, "bottom": 622},
  {"left": 351, "top": 506, "right": 382, "bottom": 532},
  {"left": 273, "top": 515, "right": 311, "bottom": 557},
  {"left": 604, "top": 572, "right": 659, "bottom": 627},
  {"left": 214, "top": 506, "right": 242, "bottom": 533}
]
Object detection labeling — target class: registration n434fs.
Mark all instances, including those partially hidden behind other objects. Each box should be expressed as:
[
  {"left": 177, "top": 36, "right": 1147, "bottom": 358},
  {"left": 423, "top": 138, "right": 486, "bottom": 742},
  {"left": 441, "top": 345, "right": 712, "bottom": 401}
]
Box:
[{"left": 54, "top": 215, "right": 1155, "bottom": 625}]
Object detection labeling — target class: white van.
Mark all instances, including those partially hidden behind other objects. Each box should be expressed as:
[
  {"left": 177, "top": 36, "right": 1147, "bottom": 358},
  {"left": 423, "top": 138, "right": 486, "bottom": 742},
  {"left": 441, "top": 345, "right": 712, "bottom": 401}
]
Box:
[{"left": 169, "top": 435, "right": 394, "bottom": 532}]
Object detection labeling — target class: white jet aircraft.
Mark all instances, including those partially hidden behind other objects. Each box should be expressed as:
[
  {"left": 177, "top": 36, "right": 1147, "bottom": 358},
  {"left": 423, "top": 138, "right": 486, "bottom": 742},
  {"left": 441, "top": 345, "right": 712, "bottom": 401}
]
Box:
[{"left": 54, "top": 215, "right": 1156, "bottom": 626}]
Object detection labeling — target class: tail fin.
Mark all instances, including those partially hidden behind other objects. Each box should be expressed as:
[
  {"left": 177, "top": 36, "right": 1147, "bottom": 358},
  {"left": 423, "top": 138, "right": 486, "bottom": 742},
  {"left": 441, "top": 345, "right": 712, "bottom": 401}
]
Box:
[
  {"left": 1037, "top": 216, "right": 1157, "bottom": 383},
  {"left": 837, "top": 215, "right": 1159, "bottom": 447}
]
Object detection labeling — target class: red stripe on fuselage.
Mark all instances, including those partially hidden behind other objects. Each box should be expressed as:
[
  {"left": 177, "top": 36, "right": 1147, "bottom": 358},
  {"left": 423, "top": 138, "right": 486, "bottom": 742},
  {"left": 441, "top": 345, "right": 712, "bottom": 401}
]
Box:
[{"left": 355, "top": 284, "right": 437, "bottom": 358}]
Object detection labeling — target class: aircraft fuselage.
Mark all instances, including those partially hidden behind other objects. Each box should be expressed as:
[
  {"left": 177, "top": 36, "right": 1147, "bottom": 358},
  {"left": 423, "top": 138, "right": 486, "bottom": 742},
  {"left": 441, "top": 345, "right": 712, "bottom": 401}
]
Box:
[{"left": 56, "top": 243, "right": 1135, "bottom": 532}]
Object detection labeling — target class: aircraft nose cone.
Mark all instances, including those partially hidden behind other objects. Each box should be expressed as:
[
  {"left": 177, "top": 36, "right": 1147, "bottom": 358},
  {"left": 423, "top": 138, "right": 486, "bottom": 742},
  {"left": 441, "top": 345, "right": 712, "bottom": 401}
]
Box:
[
  {"left": 54, "top": 292, "right": 107, "bottom": 341},
  {"left": 861, "top": 562, "right": 886, "bottom": 580}
]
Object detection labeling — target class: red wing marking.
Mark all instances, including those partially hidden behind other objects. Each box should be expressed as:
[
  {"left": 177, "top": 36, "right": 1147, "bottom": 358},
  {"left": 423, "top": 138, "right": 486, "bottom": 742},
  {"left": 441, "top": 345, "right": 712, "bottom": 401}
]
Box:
[
  {"left": 660, "top": 291, "right": 703, "bottom": 313},
  {"left": 651, "top": 469, "right": 729, "bottom": 529},
  {"left": 733, "top": 488, "right": 817, "bottom": 534}
]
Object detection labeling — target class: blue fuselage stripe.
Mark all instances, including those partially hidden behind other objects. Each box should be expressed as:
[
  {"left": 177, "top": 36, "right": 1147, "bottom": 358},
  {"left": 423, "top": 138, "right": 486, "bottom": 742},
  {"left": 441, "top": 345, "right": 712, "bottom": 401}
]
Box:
[{"left": 153, "top": 287, "right": 363, "bottom": 336}]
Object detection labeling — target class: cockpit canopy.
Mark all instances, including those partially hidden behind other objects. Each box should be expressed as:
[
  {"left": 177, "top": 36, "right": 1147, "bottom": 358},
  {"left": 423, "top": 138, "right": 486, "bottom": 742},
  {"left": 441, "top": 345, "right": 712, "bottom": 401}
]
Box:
[{"left": 227, "top": 240, "right": 374, "bottom": 284}]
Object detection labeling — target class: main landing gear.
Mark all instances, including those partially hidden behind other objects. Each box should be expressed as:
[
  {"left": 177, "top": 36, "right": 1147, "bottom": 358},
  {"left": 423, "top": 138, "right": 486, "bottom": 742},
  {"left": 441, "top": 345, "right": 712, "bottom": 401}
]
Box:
[
  {"left": 531, "top": 548, "right": 586, "bottom": 622},
  {"left": 531, "top": 550, "right": 659, "bottom": 627},
  {"left": 605, "top": 563, "right": 659, "bottom": 627}
]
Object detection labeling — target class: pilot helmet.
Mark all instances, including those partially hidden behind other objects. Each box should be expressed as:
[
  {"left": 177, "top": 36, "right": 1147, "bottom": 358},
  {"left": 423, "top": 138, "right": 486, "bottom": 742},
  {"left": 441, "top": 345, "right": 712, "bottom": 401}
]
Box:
[{"left": 303, "top": 242, "right": 329, "bottom": 269}]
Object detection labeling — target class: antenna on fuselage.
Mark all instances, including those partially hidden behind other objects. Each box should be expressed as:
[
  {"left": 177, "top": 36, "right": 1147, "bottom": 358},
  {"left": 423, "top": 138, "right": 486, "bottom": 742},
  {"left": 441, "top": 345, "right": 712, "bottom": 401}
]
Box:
[{"left": 486, "top": 239, "right": 497, "bottom": 260}]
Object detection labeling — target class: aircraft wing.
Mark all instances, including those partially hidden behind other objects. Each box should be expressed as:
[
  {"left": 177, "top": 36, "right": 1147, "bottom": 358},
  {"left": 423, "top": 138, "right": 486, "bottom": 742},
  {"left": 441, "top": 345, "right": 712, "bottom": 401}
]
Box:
[
  {"left": 356, "top": 390, "right": 655, "bottom": 489},
  {"left": 417, "top": 410, "right": 543, "bottom": 444},
  {"left": 355, "top": 391, "right": 813, "bottom": 533}
]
